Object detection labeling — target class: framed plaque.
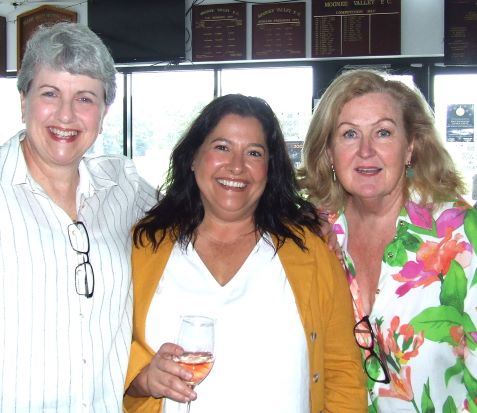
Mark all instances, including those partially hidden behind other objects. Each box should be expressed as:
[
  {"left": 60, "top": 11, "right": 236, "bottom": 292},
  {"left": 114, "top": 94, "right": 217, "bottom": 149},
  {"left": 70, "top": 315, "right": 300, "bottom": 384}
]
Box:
[
  {"left": 192, "top": 3, "right": 246, "bottom": 62},
  {"left": 445, "top": 0, "right": 477, "bottom": 65},
  {"left": 17, "top": 5, "right": 77, "bottom": 70},
  {"left": 0, "top": 16, "right": 6, "bottom": 76},
  {"left": 252, "top": 2, "right": 306, "bottom": 60},
  {"left": 312, "top": 0, "right": 400, "bottom": 58},
  {"left": 446, "top": 104, "right": 474, "bottom": 143},
  {"left": 286, "top": 140, "right": 304, "bottom": 169}
]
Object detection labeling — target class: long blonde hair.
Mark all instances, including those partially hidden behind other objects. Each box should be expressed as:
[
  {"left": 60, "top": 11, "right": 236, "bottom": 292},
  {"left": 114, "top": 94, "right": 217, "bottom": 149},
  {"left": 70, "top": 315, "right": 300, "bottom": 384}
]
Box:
[{"left": 298, "top": 69, "right": 466, "bottom": 211}]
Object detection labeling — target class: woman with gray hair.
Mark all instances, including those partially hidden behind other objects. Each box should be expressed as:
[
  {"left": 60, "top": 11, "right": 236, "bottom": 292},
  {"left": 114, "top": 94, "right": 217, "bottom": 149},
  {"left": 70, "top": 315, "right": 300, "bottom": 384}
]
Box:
[
  {"left": 0, "top": 22, "right": 156, "bottom": 411},
  {"left": 299, "top": 69, "right": 476, "bottom": 412}
]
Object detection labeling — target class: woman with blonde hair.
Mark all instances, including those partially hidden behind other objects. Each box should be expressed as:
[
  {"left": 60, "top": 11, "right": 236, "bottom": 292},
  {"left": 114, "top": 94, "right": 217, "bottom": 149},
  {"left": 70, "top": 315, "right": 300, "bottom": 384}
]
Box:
[{"left": 299, "top": 69, "right": 476, "bottom": 412}]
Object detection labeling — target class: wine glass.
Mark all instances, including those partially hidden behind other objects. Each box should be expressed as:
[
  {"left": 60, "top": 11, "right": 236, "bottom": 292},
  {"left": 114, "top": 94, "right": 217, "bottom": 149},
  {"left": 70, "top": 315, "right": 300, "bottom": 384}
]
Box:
[{"left": 173, "top": 315, "right": 215, "bottom": 413}]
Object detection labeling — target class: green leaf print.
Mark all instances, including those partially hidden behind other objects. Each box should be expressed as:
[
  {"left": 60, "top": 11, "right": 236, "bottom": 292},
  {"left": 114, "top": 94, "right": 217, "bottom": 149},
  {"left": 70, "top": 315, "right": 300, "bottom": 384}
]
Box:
[
  {"left": 346, "top": 257, "right": 356, "bottom": 276},
  {"left": 421, "top": 379, "right": 435, "bottom": 413},
  {"left": 444, "top": 358, "right": 465, "bottom": 385},
  {"left": 440, "top": 260, "right": 467, "bottom": 314},
  {"left": 442, "top": 396, "right": 458, "bottom": 413},
  {"left": 462, "top": 312, "right": 477, "bottom": 350},
  {"left": 471, "top": 267, "right": 477, "bottom": 288},
  {"left": 404, "top": 221, "right": 437, "bottom": 237},
  {"left": 383, "top": 239, "right": 408, "bottom": 266},
  {"left": 401, "top": 231, "right": 422, "bottom": 252},
  {"left": 410, "top": 306, "right": 463, "bottom": 345},
  {"left": 368, "top": 398, "right": 378, "bottom": 413},
  {"left": 464, "top": 365, "right": 477, "bottom": 400},
  {"left": 464, "top": 207, "right": 477, "bottom": 249},
  {"left": 384, "top": 224, "right": 424, "bottom": 266}
]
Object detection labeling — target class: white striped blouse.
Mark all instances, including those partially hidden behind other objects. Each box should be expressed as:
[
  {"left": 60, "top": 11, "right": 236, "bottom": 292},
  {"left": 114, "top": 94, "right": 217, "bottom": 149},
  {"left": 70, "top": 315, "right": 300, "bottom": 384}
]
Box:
[{"left": 0, "top": 132, "right": 157, "bottom": 412}]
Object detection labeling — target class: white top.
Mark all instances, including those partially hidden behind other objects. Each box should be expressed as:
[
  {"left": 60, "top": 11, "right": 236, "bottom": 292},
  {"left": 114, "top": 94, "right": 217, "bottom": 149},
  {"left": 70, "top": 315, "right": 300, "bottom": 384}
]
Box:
[
  {"left": 0, "top": 132, "right": 157, "bottom": 412},
  {"left": 146, "top": 236, "right": 310, "bottom": 413}
]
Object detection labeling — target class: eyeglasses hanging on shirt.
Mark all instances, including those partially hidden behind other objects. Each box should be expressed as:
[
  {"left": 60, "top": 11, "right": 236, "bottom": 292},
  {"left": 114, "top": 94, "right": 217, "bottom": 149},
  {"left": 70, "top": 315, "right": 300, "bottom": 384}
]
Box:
[
  {"left": 353, "top": 315, "right": 391, "bottom": 384},
  {"left": 68, "top": 221, "right": 95, "bottom": 298}
]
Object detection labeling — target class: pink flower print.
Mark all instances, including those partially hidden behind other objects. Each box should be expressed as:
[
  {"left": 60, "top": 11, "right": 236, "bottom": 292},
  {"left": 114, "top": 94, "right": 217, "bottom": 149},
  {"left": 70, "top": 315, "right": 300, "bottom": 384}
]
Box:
[
  {"left": 455, "top": 241, "right": 472, "bottom": 269},
  {"left": 393, "top": 229, "right": 469, "bottom": 296},
  {"left": 450, "top": 326, "right": 471, "bottom": 360},
  {"left": 450, "top": 325, "right": 464, "bottom": 344},
  {"left": 435, "top": 207, "right": 466, "bottom": 237},
  {"left": 399, "top": 332, "right": 425, "bottom": 364},
  {"left": 385, "top": 316, "right": 402, "bottom": 354},
  {"left": 332, "top": 223, "right": 344, "bottom": 235},
  {"left": 393, "top": 260, "right": 439, "bottom": 297},
  {"left": 375, "top": 323, "right": 389, "bottom": 355},
  {"left": 406, "top": 201, "right": 433, "bottom": 230},
  {"left": 418, "top": 229, "right": 467, "bottom": 275},
  {"left": 384, "top": 316, "right": 424, "bottom": 365},
  {"left": 348, "top": 278, "right": 362, "bottom": 311},
  {"left": 327, "top": 211, "right": 339, "bottom": 225},
  {"left": 379, "top": 365, "right": 414, "bottom": 401}
]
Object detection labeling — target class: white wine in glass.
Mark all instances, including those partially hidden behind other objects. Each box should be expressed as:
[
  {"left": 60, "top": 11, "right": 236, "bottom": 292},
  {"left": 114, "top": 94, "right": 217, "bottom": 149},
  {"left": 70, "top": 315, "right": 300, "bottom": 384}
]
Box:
[{"left": 173, "top": 315, "right": 215, "bottom": 413}]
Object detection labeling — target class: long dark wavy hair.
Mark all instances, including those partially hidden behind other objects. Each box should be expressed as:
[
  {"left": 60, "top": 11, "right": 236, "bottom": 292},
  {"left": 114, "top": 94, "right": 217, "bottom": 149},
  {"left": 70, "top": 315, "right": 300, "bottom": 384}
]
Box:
[{"left": 133, "top": 94, "right": 322, "bottom": 252}]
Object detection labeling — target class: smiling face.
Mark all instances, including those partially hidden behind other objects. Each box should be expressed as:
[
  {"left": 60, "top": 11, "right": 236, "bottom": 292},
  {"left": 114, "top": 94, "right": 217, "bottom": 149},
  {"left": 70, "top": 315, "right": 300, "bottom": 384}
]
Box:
[
  {"left": 192, "top": 113, "right": 269, "bottom": 223},
  {"left": 20, "top": 66, "right": 108, "bottom": 173},
  {"left": 327, "top": 92, "right": 413, "bottom": 205}
]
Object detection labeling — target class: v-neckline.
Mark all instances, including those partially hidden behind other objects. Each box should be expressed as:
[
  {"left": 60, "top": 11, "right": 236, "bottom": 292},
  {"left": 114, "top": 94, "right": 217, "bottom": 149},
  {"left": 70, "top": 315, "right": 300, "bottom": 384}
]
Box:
[{"left": 190, "top": 236, "right": 263, "bottom": 289}]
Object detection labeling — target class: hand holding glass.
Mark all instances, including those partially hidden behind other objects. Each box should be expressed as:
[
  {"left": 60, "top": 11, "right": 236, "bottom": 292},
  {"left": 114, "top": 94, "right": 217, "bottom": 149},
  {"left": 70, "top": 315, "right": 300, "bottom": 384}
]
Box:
[{"left": 173, "top": 316, "right": 215, "bottom": 413}]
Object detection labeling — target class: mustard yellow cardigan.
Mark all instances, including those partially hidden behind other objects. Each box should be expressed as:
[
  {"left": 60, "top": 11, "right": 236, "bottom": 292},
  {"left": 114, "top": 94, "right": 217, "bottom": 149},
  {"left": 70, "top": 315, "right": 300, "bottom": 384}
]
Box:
[{"left": 124, "top": 229, "right": 367, "bottom": 412}]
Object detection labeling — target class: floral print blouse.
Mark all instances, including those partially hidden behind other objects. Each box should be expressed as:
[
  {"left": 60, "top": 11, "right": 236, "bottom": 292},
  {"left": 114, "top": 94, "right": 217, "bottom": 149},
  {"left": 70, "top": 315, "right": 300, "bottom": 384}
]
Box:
[{"left": 330, "top": 199, "right": 477, "bottom": 413}]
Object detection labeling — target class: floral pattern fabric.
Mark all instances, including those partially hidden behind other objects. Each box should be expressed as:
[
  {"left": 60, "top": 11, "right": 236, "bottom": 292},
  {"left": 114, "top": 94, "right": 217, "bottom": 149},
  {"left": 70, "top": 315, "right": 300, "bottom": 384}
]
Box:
[{"left": 330, "top": 199, "right": 477, "bottom": 413}]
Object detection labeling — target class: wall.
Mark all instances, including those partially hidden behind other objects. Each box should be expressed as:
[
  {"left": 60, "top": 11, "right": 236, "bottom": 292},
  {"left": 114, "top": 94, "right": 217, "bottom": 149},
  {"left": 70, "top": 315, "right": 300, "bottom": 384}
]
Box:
[
  {"left": 0, "top": 1, "right": 87, "bottom": 72},
  {"left": 184, "top": 0, "right": 444, "bottom": 61},
  {"left": 0, "top": 0, "right": 443, "bottom": 72}
]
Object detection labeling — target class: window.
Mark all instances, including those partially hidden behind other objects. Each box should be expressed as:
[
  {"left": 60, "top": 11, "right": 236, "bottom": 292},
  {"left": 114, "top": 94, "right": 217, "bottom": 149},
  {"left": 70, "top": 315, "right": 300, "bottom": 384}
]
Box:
[
  {"left": 89, "top": 73, "right": 124, "bottom": 156},
  {"left": 434, "top": 73, "right": 477, "bottom": 204},
  {"left": 221, "top": 66, "right": 313, "bottom": 168},
  {"left": 0, "top": 77, "right": 22, "bottom": 144},
  {"left": 131, "top": 70, "right": 215, "bottom": 189}
]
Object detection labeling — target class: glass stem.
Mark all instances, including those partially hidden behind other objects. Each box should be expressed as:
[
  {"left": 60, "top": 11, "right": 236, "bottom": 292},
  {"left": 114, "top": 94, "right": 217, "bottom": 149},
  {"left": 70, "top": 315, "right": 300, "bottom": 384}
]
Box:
[{"left": 185, "top": 385, "right": 196, "bottom": 413}]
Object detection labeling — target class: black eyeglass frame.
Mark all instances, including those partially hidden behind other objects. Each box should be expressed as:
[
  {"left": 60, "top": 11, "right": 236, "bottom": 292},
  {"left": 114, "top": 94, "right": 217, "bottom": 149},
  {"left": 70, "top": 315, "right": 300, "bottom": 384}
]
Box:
[
  {"left": 68, "top": 221, "right": 95, "bottom": 299},
  {"left": 353, "top": 315, "right": 391, "bottom": 384}
]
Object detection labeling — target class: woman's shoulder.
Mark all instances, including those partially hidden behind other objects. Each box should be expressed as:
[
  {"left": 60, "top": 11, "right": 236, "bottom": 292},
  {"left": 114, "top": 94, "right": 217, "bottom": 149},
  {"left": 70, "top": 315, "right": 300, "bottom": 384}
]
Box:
[
  {"left": 279, "top": 225, "right": 336, "bottom": 265},
  {"left": 406, "top": 198, "right": 474, "bottom": 226},
  {"left": 282, "top": 225, "right": 327, "bottom": 247},
  {"left": 132, "top": 231, "right": 175, "bottom": 280},
  {"left": 279, "top": 226, "right": 346, "bottom": 297},
  {"left": 83, "top": 154, "right": 140, "bottom": 183},
  {"left": 404, "top": 199, "right": 476, "bottom": 259},
  {"left": 0, "top": 132, "right": 23, "bottom": 175},
  {"left": 133, "top": 229, "right": 175, "bottom": 255}
]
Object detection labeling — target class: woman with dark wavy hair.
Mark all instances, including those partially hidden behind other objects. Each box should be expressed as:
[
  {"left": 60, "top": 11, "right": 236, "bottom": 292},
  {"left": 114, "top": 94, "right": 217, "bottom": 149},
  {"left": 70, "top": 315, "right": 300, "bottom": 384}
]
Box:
[{"left": 124, "top": 94, "right": 366, "bottom": 413}]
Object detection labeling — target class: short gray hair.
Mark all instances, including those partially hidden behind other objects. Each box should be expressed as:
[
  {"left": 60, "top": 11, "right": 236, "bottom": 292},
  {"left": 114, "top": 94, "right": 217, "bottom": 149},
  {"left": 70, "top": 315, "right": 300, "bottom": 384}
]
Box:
[{"left": 17, "top": 22, "right": 117, "bottom": 105}]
